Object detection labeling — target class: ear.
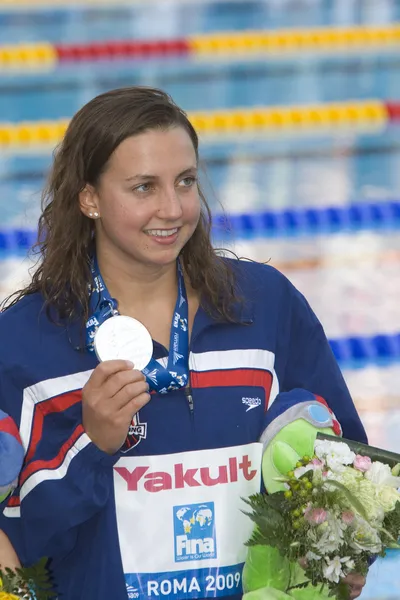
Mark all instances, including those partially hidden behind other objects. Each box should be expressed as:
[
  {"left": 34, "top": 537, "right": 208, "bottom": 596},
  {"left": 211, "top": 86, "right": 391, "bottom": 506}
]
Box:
[{"left": 79, "top": 185, "right": 100, "bottom": 220}]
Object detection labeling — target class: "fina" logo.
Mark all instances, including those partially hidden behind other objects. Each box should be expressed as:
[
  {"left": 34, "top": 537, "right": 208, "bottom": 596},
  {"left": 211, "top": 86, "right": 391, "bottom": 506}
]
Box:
[{"left": 173, "top": 502, "right": 216, "bottom": 562}]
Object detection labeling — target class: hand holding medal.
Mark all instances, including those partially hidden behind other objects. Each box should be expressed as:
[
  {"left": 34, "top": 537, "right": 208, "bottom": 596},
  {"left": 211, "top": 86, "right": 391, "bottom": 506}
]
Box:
[
  {"left": 81, "top": 358, "right": 151, "bottom": 455},
  {"left": 81, "top": 315, "right": 154, "bottom": 455}
]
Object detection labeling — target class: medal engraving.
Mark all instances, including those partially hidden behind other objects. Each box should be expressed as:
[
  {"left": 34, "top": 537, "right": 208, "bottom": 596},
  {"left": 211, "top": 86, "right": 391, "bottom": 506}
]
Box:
[{"left": 94, "top": 315, "right": 153, "bottom": 371}]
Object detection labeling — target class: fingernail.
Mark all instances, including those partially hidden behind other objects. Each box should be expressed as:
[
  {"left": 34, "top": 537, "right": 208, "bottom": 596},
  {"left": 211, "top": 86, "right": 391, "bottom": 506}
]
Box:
[{"left": 126, "top": 361, "right": 134, "bottom": 368}]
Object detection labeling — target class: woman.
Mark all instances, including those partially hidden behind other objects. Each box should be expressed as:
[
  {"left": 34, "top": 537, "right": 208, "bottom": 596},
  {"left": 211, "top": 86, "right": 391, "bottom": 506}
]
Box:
[{"left": 0, "top": 87, "right": 367, "bottom": 599}]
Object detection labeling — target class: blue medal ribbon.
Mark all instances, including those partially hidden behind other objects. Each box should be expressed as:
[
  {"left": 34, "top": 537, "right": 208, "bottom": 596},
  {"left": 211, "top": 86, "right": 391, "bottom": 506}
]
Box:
[{"left": 85, "top": 256, "right": 189, "bottom": 394}]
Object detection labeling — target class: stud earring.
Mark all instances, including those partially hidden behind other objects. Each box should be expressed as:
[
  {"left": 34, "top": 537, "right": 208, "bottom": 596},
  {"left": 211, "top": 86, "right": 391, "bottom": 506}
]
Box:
[{"left": 93, "top": 212, "right": 99, "bottom": 218}]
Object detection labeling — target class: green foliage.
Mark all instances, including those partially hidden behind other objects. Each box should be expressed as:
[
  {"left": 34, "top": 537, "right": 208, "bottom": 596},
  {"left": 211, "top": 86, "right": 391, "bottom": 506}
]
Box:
[
  {"left": 0, "top": 558, "right": 56, "bottom": 600},
  {"left": 335, "top": 581, "right": 351, "bottom": 600},
  {"left": 383, "top": 501, "right": 400, "bottom": 541},
  {"left": 243, "top": 493, "right": 292, "bottom": 554}
]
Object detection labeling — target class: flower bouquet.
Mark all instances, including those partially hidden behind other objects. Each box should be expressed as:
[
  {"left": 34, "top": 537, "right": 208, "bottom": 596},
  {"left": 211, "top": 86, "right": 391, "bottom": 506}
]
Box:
[
  {"left": 243, "top": 433, "right": 400, "bottom": 600},
  {"left": 0, "top": 558, "right": 55, "bottom": 600}
]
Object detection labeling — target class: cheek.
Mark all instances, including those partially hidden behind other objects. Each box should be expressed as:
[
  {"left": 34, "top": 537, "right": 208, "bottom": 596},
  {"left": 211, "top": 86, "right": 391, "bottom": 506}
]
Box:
[
  {"left": 100, "top": 193, "right": 150, "bottom": 229},
  {"left": 184, "top": 193, "right": 202, "bottom": 223},
  {"left": 98, "top": 190, "right": 125, "bottom": 222}
]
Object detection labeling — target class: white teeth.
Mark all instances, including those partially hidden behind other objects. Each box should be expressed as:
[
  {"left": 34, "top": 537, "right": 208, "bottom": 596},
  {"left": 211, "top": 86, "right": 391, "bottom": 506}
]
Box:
[{"left": 146, "top": 228, "right": 178, "bottom": 237}]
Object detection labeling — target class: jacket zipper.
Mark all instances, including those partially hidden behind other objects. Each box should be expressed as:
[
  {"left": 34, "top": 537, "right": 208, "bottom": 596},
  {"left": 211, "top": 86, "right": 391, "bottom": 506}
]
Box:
[
  {"left": 184, "top": 386, "right": 194, "bottom": 415},
  {"left": 185, "top": 322, "right": 213, "bottom": 417}
]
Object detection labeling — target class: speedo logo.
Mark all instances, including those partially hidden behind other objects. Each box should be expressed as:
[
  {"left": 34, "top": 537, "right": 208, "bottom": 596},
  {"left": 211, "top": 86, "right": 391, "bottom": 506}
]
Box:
[
  {"left": 242, "top": 397, "right": 262, "bottom": 412},
  {"left": 114, "top": 455, "right": 257, "bottom": 493}
]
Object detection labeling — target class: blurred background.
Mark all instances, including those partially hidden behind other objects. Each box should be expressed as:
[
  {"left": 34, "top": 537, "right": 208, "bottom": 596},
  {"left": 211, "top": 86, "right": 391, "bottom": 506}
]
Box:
[{"left": 0, "top": 0, "right": 399, "bottom": 597}]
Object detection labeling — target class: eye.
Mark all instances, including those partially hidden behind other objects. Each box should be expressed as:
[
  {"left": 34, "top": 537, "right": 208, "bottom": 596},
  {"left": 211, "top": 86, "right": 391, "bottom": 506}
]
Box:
[
  {"left": 178, "top": 176, "right": 197, "bottom": 188},
  {"left": 133, "top": 183, "right": 153, "bottom": 194}
]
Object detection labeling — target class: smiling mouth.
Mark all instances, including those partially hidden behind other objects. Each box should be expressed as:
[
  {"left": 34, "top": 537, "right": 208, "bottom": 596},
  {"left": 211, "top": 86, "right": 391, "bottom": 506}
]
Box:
[{"left": 144, "top": 228, "right": 179, "bottom": 237}]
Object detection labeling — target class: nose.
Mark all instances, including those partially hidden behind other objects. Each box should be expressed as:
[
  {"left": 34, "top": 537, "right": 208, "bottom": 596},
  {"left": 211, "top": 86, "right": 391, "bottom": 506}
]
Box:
[{"left": 156, "top": 186, "right": 183, "bottom": 221}]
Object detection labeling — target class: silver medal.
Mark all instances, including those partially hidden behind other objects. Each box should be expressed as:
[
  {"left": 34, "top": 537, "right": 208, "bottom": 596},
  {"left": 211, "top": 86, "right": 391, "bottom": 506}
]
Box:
[{"left": 94, "top": 315, "right": 153, "bottom": 371}]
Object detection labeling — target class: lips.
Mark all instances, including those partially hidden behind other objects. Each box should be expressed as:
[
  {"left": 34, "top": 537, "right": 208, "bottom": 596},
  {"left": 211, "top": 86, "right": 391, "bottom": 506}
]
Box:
[
  {"left": 144, "top": 227, "right": 181, "bottom": 246},
  {"left": 145, "top": 228, "right": 179, "bottom": 237}
]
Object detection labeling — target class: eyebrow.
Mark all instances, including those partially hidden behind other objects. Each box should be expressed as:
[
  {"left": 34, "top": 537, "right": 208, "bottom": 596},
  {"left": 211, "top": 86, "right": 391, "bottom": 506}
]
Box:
[{"left": 125, "top": 166, "right": 197, "bottom": 183}]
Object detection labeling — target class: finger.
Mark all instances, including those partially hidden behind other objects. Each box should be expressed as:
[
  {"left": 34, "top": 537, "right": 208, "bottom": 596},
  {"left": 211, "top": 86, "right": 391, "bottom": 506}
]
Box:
[
  {"left": 343, "top": 574, "right": 366, "bottom": 600},
  {"left": 113, "top": 381, "right": 151, "bottom": 410},
  {"left": 121, "top": 391, "right": 152, "bottom": 418},
  {"left": 103, "top": 368, "right": 146, "bottom": 399},
  {"left": 88, "top": 360, "right": 135, "bottom": 387},
  {"left": 343, "top": 574, "right": 366, "bottom": 587}
]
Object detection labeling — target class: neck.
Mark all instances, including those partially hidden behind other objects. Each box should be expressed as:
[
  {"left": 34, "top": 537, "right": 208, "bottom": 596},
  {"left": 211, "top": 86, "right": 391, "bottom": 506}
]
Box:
[{"left": 96, "top": 247, "right": 178, "bottom": 310}]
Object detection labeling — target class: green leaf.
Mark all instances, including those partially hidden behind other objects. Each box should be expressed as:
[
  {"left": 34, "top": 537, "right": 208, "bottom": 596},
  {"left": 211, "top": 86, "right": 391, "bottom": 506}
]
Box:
[
  {"left": 392, "top": 464, "right": 400, "bottom": 476},
  {"left": 336, "top": 580, "right": 351, "bottom": 600},
  {"left": 286, "top": 581, "right": 310, "bottom": 592},
  {"left": 0, "top": 557, "right": 56, "bottom": 600},
  {"left": 383, "top": 500, "right": 400, "bottom": 538},
  {"left": 243, "top": 494, "right": 292, "bottom": 553}
]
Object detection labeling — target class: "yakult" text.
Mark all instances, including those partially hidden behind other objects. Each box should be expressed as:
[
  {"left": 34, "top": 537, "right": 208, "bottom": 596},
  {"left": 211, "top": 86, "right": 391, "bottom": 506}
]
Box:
[{"left": 114, "top": 455, "right": 257, "bottom": 493}]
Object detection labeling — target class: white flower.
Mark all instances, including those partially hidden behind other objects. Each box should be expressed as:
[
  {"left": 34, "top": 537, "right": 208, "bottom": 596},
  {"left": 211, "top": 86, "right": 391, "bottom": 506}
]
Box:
[
  {"left": 365, "top": 461, "right": 400, "bottom": 488},
  {"left": 294, "top": 461, "right": 324, "bottom": 479},
  {"left": 321, "top": 469, "right": 342, "bottom": 490},
  {"left": 305, "top": 551, "right": 322, "bottom": 561},
  {"left": 343, "top": 558, "right": 356, "bottom": 572},
  {"left": 313, "top": 513, "right": 345, "bottom": 554},
  {"left": 325, "top": 470, "right": 384, "bottom": 524},
  {"left": 314, "top": 440, "right": 355, "bottom": 473},
  {"left": 325, "top": 468, "right": 396, "bottom": 524},
  {"left": 293, "top": 458, "right": 324, "bottom": 480},
  {"left": 375, "top": 486, "right": 400, "bottom": 512},
  {"left": 322, "top": 556, "right": 347, "bottom": 583},
  {"left": 335, "top": 466, "right": 363, "bottom": 486},
  {"left": 350, "top": 517, "right": 382, "bottom": 554},
  {"left": 294, "top": 465, "right": 314, "bottom": 479}
]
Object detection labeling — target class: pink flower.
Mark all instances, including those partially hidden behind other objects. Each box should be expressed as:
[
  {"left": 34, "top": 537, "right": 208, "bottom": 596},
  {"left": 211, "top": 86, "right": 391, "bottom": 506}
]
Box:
[
  {"left": 353, "top": 455, "right": 372, "bottom": 472},
  {"left": 311, "top": 458, "right": 324, "bottom": 467},
  {"left": 304, "top": 508, "right": 327, "bottom": 525},
  {"left": 341, "top": 511, "right": 355, "bottom": 525}
]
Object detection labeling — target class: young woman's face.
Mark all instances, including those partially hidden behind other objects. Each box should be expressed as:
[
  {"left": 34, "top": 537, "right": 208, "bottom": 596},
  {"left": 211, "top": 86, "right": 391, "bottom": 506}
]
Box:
[{"left": 83, "top": 126, "right": 201, "bottom": 270}]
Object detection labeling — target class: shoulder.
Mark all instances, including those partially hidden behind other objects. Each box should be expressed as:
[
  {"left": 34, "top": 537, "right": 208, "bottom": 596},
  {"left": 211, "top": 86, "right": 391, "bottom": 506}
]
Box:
[
  {"left": 225, "top": 257, "right": 294, "bottom": 296},
  {"left": 0, "top": 293, "right": 47, "bottom": 367},
  {"left": 224, "top": 256, "right": 318, "bottom": 324},
  {"left": 0, "top": 293, "right": 65, "bottom": 363},
  {"left": 0, "top": 293, "right": 44, "bottom": 332},
  {"left": 0, "top": 293, "right": 95, "bottom": 396},
  {"left": 0, "top": 294, "right": 46, "bottom": 394}
]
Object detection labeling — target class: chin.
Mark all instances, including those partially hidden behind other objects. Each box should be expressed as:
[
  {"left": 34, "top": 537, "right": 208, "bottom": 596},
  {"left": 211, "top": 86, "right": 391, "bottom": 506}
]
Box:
[{"left": 143, "top": 249, "right": 182, "bottom": 268}]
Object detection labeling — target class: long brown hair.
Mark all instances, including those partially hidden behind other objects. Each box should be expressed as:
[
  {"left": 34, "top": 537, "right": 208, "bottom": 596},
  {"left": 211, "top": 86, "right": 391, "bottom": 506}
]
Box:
[{"left": 3, "top": 86, "right": 239, "bottom": 323}]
